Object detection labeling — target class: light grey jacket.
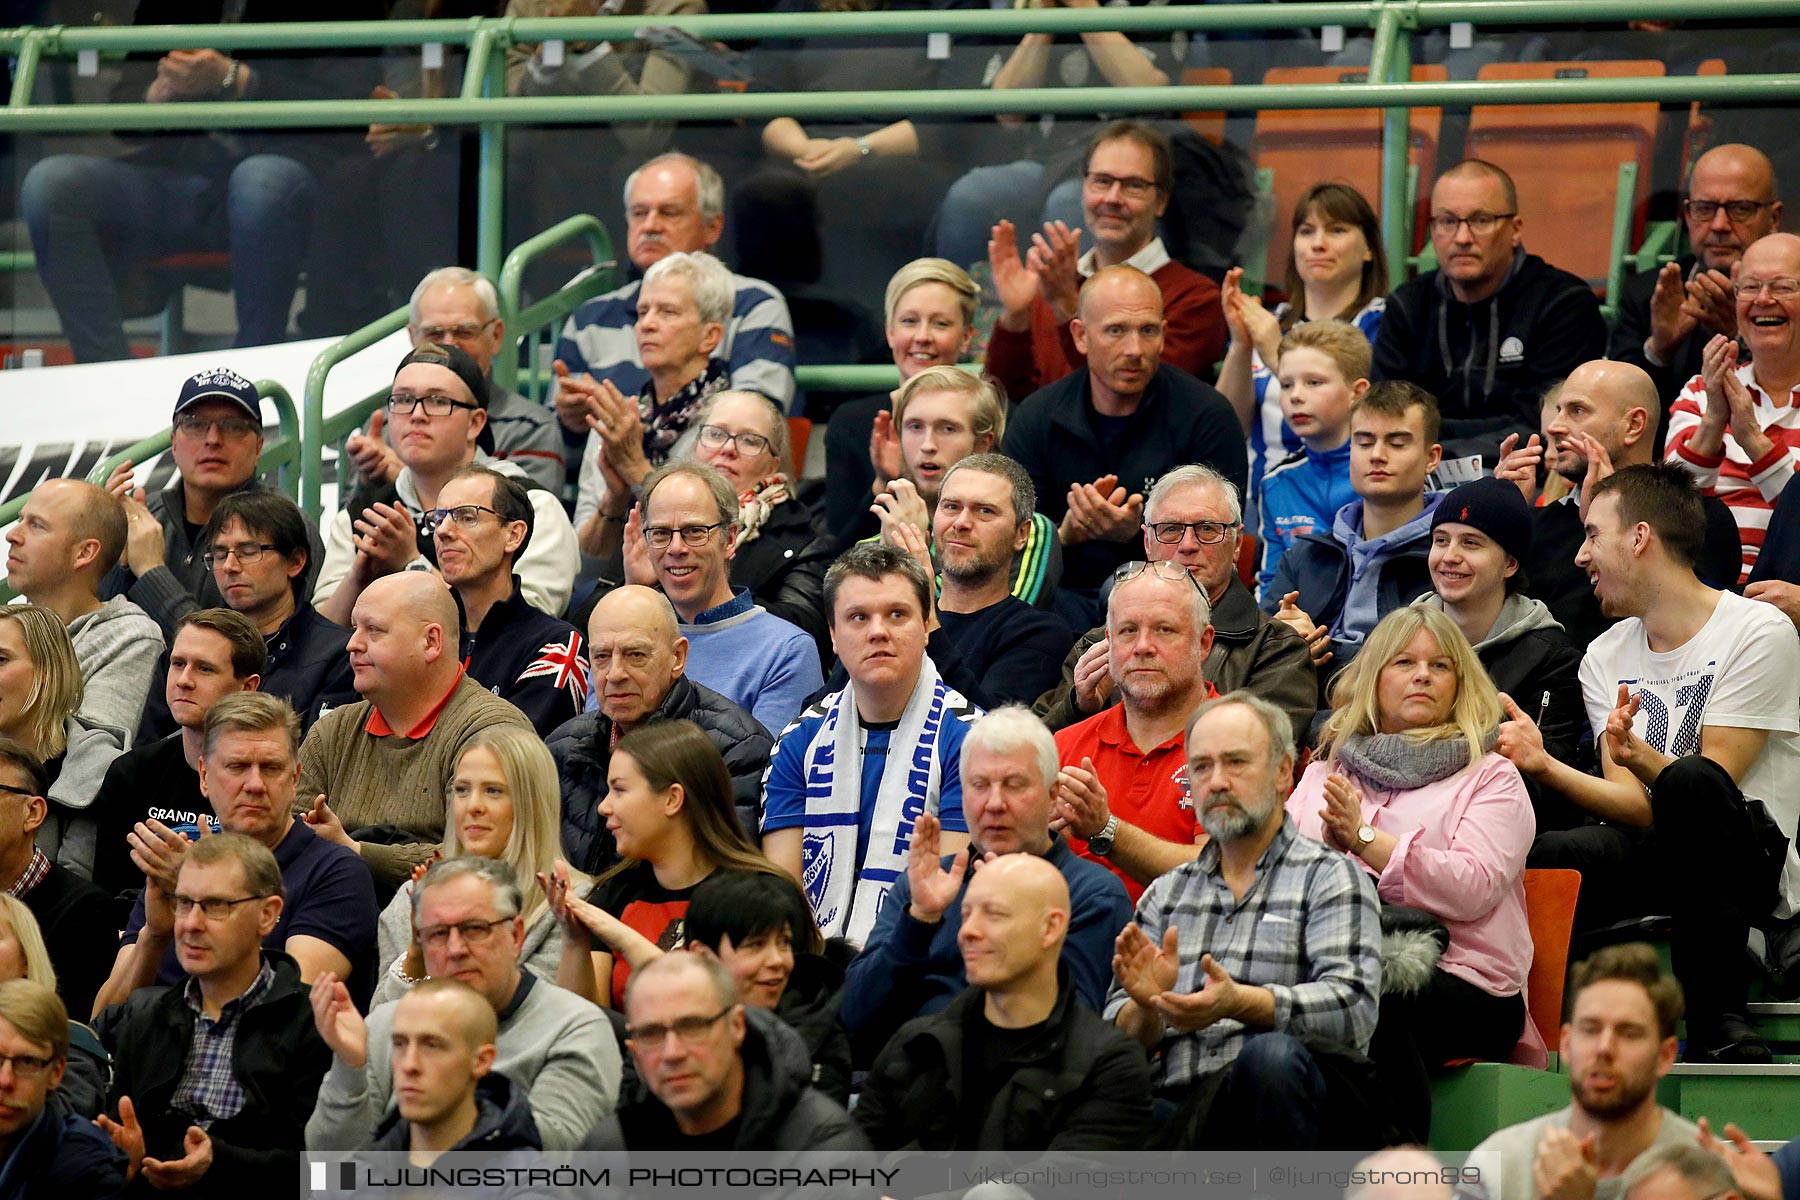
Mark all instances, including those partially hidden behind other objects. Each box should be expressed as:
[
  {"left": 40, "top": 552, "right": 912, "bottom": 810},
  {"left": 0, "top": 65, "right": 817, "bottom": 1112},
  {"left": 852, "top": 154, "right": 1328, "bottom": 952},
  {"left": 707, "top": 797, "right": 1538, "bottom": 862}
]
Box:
[
  {"left": 38, "top": 713, "right": 130, "bottom": 878},
  {"left": 304, "top": 972, "right": 620, "bottom": 1152},
  {"left": 67, "top": 596, "right": 165, "bottom": 743}
]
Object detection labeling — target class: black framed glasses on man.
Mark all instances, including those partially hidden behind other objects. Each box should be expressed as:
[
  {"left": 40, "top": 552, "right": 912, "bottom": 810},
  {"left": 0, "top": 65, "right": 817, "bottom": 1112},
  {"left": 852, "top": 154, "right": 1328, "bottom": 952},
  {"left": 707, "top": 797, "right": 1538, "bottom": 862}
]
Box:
[
  {"left": 643, "top": 522, "right": 729, "bottom": 550},
  {"left": 1147, "top": 519, "right": 1239, "bottom": 546},
  {"left": 387, "top": 393, "right": 480, "bottom": 418}
]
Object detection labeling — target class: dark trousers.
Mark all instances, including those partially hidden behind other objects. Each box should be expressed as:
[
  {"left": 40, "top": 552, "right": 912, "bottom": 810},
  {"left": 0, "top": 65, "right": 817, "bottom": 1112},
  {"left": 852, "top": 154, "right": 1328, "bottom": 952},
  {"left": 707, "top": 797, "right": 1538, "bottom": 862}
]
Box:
[
  {"left": 1162, "top": 1032, "right": 1398, "bottom": 1150},
  {"left": 1530, "top": 755, "right": 1784, "bottom": 1030},
  {"left": 1371, "top": 968, "right": 1526, "bottom": 1143}
]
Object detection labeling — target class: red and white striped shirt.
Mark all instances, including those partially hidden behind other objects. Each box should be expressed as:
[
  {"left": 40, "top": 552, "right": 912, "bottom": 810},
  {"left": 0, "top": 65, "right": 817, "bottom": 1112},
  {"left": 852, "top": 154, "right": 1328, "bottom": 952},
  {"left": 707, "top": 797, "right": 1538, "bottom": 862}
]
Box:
[{"left": 1666, "top": 362, "right": 1800, "bottom": 583}]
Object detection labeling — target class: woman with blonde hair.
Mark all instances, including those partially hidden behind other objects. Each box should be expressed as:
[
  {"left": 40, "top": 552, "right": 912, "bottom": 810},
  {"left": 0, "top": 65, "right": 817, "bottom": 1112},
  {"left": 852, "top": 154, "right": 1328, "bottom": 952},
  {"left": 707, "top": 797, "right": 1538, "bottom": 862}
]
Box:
[
  {"left": 0, "top": 605, "right": 126, "bottom": 878},
  {"left": 544, "top": 718, "right": 786, "bottom": 1008},
  {"left": 824, "top": 257, "right": 981, "bottom": 543},
  {"left": 0, "top": 899, "right": 109, "bottom": 1119},
  {"left": 371, "top": 724, "right": 591, "bottom": 1005},
  {"left": 1285, "top": 604, "right": 1538, "bottom": 1136}
]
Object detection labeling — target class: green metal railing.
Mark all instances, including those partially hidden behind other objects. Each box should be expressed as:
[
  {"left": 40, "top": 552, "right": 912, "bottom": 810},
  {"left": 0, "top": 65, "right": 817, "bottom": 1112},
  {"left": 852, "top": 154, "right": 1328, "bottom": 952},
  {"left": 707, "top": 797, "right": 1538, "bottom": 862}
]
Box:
[
  {"left": 495, "top": 213, "right": 618, "bottom": 399},
  {"left": 1, "top": 0, "right": 1796, "bottom": 522}
]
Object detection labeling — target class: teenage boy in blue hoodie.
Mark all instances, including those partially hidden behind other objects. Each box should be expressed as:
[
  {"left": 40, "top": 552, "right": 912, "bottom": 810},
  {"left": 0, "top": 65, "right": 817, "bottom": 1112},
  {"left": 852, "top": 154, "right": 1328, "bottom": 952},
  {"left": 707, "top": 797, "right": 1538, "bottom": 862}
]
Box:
[
  {"left": 1262, "top": 381, "right": 1443, "bottom": 671},
  {"left": 1258, "top": 320, "right": 1370, "bottom": 596}
]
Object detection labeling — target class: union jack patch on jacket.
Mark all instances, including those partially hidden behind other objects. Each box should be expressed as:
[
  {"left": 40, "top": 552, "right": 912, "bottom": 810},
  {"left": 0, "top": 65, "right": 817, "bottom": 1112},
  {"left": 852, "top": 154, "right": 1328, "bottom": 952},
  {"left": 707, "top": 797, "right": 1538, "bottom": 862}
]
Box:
[{"left": 518, "top": 632, "right": 590, "bottom": 707}]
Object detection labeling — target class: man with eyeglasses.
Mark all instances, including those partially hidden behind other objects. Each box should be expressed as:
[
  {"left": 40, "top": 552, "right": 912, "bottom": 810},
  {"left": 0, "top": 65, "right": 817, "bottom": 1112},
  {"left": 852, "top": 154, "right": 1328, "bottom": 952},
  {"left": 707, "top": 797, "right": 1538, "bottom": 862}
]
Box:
[
  {"left": 95, "top": 692, "right": 378, "bottom": 1015},
  {"left": 0, "top": 979, "right": 128, "bottom": 1197},
  {"left": 92, "top": 833, "right": 333, "bottom": 1200},
  {"left": 1667, "top": 233, "right": 1800, "bottom": 584},
  {"left": 1004, "top": 264, "right": 1246, "bottom": 628},
  {"left": 581, "top": 952, "right": 863, "bottom": 1151},
  {"left": 984, "top": 120, "right": 1228, "bottom": 411},
  {"left": 550, "top": 586, "right": 772, "bottom": 866},
  {"left": 314, "top": 343, "right": 578, "bottom": 628},
  {"left": 629, "top": 461, "right": 820, "bottom": 738},
  {"left": 102, "top": 367, "right": 326, "bottom": 642},
  {"left": 4, "top": 477, "right": 164, "bottom": 738},
  {"left": 306, "top": 857, "right": 622, "bottom": 1152},
  {"left": 0, "top": 739, "right": 112, "bottom": 1021},
  {"left": 341, "top": 269, "right": 567, "bottom": 498},
  {"left": 137, "top": 491, "right": 356, "bottom": 742},
  {"left": 1051, "top": 557, "right": 1219, "bottom": 901},
  {"left": 1614, "top": 145, "right": 1783, "bottom": 411},
  {"left": 1373, "top": 160, "right": 1606, "bottom": 463},
  {"left": 1035, "top": 464, "right": 1316, "bottom": 747},
  {"left": 431, "top": 464, "right": 587, "bottom": 735}
]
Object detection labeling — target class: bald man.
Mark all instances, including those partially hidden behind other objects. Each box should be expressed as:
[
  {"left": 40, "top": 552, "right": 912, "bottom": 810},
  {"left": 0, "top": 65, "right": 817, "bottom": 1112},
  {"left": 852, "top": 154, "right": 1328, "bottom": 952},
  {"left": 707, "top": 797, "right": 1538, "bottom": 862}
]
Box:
[
  {"left": 1613, "top": 144, "right": 1783, "bottom": 408},
  {"left": 546, "top": 585, "right": 772, "bottom": 872},
  {"left": 363, "top": 979, "right": 540, "bottom": 1162},
  {"left": 1004, "top": 264, "right": 1246, "bottom": 627},
  {"left": 296, "top": 572, "right": 534, "bottom": 893},
  {"left": 6, "top": 478, "right": 165, "bottom": 737},
  {"left": 1667, "top": 232, "right": 1800, "bottom": 583},
  {"left": 1346, "top": 1147, "right": 1459, "bottom": 1200},
  {"left": 854, "top": 853, "right": 1152, "bottom": 1151},
  {"left": 1497, "top": 361, "right": 1746, "bottom": 649}
]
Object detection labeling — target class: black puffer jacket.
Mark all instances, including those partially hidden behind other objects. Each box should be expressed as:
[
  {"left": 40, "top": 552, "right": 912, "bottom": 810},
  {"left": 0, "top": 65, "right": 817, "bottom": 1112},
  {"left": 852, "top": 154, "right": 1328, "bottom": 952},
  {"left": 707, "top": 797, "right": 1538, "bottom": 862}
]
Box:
[
  {"left": 854, "top": 965, "right": 1153, "bottom": 1151},
  {"left": 581, "top": 1006, "right": 868, "bottom": 1151},
  {"left": 547, "top": 676, "right": 774, "bottom": 873},
  {"left": 777, "top": 951, "right": 853, "bottom": 1105},
  {"left": 733, "top": 498, "right": 836, "bottom": 670}
]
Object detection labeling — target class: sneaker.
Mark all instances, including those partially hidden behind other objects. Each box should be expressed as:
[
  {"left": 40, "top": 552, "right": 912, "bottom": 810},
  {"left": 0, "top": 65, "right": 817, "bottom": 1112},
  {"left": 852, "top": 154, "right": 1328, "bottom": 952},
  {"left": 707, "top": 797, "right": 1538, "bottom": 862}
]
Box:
[{"left": 1687, "top": 1014, "right": 1774, "bottom": 1065}]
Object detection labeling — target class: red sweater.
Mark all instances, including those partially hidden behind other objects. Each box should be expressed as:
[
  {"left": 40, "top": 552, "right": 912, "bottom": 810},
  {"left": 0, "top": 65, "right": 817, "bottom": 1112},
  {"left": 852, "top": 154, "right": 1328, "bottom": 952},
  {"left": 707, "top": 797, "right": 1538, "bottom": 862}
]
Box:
[{"left": 985, "top": 255, "right": 1227, "bottom": 404}]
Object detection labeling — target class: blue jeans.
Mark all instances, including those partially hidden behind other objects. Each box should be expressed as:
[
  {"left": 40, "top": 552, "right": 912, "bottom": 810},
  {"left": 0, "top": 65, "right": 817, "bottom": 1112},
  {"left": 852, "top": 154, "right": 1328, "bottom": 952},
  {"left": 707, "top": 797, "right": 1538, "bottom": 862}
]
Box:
[
  {"left": 933, "top": 159, "right": 1085, "bottom": 270},
  {"left": 22, "top": 150, "right": 317, "bottom": 361}
]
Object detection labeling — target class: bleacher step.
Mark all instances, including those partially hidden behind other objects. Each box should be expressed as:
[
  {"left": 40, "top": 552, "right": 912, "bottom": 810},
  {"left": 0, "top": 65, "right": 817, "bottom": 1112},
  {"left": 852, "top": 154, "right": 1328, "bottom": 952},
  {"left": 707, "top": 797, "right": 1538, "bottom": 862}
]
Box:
[{"left": 1659, "top": 1064, "right": 1800, "bottom": 1144}]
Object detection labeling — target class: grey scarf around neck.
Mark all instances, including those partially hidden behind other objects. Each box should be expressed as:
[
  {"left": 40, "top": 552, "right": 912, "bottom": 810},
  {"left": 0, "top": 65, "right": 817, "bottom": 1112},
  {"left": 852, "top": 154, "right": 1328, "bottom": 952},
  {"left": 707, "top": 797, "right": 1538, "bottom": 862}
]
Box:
[{"left": 1335, "top": 728, "right": 1497, "bottom": 791}]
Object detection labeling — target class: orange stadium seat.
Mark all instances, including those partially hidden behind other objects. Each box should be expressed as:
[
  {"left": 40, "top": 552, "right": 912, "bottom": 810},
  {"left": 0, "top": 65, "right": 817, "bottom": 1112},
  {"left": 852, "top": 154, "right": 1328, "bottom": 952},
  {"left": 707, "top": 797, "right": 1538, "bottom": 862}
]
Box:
[
  {"left": 787, "top": 416, "right": 812, "bottom": 476},
  {"left": 1249, "top": 65, "right": 1447, "bottom": 290},
  {"left": 1466, "top": 60, "right": 1666, "bottom": 293},
  {"left": 1522, "top": 868, "right": 1581, "bottom": 1049},
  {"left": 1180, "top": 67, "right": 1232, "bottom": 146}
]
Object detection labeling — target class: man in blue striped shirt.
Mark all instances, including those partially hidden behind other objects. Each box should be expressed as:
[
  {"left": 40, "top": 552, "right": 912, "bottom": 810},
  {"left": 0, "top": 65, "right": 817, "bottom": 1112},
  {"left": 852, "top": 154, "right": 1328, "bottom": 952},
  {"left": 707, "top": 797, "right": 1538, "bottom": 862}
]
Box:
[
  {"left": 551, "top": 152, "right": 797, "bottom": 493},
  {"left": 1105, "top": 690, "right": 1381, "bottom": 1148}
]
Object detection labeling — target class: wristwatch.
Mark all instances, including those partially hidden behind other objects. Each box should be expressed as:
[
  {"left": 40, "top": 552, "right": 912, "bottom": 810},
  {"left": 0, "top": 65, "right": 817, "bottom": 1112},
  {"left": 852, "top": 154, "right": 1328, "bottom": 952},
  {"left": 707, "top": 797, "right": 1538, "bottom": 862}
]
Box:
[
  {"left": 1087, "top": 815, "right": 1120, "bottom": 856},
  {"left": 1353, "top": 823, "right": 1376, "bottom": 855},
  {"left": 856, "top": 136, "right": 873, "bottom": 158}
]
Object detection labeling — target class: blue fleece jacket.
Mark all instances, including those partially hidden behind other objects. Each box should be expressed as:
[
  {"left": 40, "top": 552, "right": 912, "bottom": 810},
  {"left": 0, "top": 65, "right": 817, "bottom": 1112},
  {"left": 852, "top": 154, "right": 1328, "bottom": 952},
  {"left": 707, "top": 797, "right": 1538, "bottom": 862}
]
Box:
[{"left": 1259, "top": 441, "right": 1355, "bottom": 597}]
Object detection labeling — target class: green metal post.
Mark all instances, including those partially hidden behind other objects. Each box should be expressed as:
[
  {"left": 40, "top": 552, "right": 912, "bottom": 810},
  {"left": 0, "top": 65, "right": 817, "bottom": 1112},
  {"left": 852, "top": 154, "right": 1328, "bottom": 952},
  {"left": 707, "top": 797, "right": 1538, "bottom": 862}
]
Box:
[
  {"left": 1604, "top": 160, "right": 1639, "bottom": 322},
  {"left": 1372, "top": 3, "right": 1414, "bottom": 289},
  {"left": 8, "top": 29, "right": 43, "bottom": 108},
  {"left": 300, "top": 307, "right": 410, "bottom": 517},
  {"left": 474, "top": 27, "right": 507, "bottom": 283}
]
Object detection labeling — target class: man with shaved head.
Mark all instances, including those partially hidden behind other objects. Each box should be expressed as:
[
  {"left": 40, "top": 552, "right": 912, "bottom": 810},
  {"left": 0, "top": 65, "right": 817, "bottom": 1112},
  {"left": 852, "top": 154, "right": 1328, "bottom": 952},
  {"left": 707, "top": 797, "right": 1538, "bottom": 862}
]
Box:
[
  {"left": 1667, "top": 232, "right": 1800, "bottom": 583},
  {"left": 295, "top": 572, "right": 534, "bottom": 893},
  {"left": 1495, "top": 360, "right": 1745, "bottom": 649},
  {"left": 1374, "top": 159, "right": 1606, "bottom": 462},
  {"left": 6, "top": 477, "right": 164, "bottom": 736},
  {"left": 1004, "top": 264, "right": 1245, "bottom": 626},
  {"left": 855, "top": 852, "right": 1151, "bottom": 1150},
  {"left": 547, "top": 584, "right": 771, "bottom": 870},
  {"left": 362, "top": 978, "right": 540, "bottom": 1162},
  {"left": 1614, "top": 144, "right": 1783, "bottom": 406}
]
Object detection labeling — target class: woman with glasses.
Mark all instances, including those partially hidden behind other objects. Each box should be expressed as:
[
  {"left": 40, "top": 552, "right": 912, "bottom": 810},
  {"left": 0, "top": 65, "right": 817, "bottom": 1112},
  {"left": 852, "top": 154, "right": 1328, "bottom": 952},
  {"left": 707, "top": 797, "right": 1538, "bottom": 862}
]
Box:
[
  {"left": 543, "top": 719, "right": 787, "bottom": 1009},
  {"left": 1217, "top": 181, "right": 1388, "bottom": 494},
  {"left": 0, "top": 901, "right": 109, "bottom": 1121},
  {"left": 674, "top": 391, "right": 833, "bottom": 657},
  {"left": 369, "top": 726, "right": 590, "bottom": 1008},
  {"left": 0, "top": 607, "right": 126, "bottom": 881},
  {"left": 823, "top": 258, "right": 981, "bottom": 544},
  {"left": 1287, "top": 605, "right": 1538, "bottom": 1139}
]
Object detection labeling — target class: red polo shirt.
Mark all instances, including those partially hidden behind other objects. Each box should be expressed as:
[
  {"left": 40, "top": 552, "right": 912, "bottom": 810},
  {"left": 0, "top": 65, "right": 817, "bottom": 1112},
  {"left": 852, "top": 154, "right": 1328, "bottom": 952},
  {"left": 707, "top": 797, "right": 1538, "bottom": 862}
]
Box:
[
  {"left": 365, "top": 669, "right": 464, "bottom": 739},
  {"left": 1055, "top": 702, "right": 1201, "bottom": 902}
]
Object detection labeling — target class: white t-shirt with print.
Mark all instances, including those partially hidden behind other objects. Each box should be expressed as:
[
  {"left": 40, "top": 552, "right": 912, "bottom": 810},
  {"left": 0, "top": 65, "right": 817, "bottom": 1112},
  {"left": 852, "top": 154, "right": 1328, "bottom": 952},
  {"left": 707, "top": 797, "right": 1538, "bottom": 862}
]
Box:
[{"left": 1580, "top": 589, "right": 1800, "bottom": 917}]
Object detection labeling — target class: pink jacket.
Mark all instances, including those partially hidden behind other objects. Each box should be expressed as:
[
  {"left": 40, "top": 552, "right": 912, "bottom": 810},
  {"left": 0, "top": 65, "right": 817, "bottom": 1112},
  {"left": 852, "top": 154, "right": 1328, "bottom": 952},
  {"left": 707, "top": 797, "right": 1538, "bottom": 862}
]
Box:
[{"left": 1287, "top": 751, "right": 1546, "bottom": 1065}]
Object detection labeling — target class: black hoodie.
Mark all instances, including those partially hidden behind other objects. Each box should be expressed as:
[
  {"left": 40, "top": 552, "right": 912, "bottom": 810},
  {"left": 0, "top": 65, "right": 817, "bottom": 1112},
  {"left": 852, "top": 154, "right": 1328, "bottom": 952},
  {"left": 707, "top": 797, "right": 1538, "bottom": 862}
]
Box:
[{"left": 1373, "top": 249, "right": 1607, "bottom": 463}]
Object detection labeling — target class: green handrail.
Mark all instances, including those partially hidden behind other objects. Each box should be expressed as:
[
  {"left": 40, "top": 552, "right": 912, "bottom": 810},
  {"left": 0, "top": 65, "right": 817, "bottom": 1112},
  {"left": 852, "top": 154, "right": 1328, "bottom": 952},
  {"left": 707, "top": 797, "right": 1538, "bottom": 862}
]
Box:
[
  {"left": 494, "top": 213, "right": 617, "bottom": 394},
  {"left": 84, "top": 378, "right": 302, "bottom": 497},
  {"left": 302, "top": 307, "right": 410, "bottom": 516}
]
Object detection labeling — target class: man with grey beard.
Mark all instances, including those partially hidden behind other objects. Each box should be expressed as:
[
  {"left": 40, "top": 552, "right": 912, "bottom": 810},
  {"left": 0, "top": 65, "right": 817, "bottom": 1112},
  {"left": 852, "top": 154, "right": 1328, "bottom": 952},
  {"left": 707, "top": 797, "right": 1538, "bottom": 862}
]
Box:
[{"left": 1104, "top": 691, "right": 1383, "bottom": 1149}]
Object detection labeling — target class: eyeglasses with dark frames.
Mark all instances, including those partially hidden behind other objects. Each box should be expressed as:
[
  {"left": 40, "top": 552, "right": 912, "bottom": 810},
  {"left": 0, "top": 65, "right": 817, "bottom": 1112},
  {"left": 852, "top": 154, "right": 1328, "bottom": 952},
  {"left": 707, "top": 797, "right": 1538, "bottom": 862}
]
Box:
[
  {"left": 428, "top": 504, "right": 505, "bottom": 532},
  {"left": 1147, "top": 519, "right": 1239, "bottom": 546},
  {"left": 417, "top": 916, "right": 513, "bottom": 950},
  {"left": 201, "top": 542, "right": 279, "bottom": 570},
  {"left": 626, "top": 1007, "right": 734, "bottom": 1048},
  {"left": 172, "top": 893, "right": 271, "bottom": 920},
  {"left": 643, "top": 521, "right": 728, "bottom": 549},
  {"left": 696, "top": 425, "right": 772, "bottom": 456},
  {"left": 386, "top": 393, "right": 480, "bottom": 417}
]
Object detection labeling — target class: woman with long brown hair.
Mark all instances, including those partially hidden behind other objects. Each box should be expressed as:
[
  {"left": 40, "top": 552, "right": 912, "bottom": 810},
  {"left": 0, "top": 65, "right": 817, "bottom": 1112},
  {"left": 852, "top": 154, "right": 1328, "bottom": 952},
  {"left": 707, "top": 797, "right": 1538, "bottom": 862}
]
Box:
[{"left": 543, "top": 719, "right": 785, "bottom": 1008}]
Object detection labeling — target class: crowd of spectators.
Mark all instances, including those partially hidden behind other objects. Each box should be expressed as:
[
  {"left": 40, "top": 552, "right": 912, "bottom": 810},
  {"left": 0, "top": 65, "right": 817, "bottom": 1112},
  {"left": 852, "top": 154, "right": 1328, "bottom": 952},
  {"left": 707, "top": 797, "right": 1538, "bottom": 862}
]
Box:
[{"left": 7, "top": 7, "right": 1800, "bottom": 1189}]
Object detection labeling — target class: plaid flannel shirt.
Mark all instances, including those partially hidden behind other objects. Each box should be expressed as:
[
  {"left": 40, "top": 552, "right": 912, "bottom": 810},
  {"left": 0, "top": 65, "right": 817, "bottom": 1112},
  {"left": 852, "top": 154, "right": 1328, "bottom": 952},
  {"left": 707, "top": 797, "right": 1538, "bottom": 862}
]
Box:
[
  {"left": 171, "top": 956, "right": 277, "bottom": 1125},
  {"left": 1104, "top": 817, "right": 1381, "bottom": 1089}
]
